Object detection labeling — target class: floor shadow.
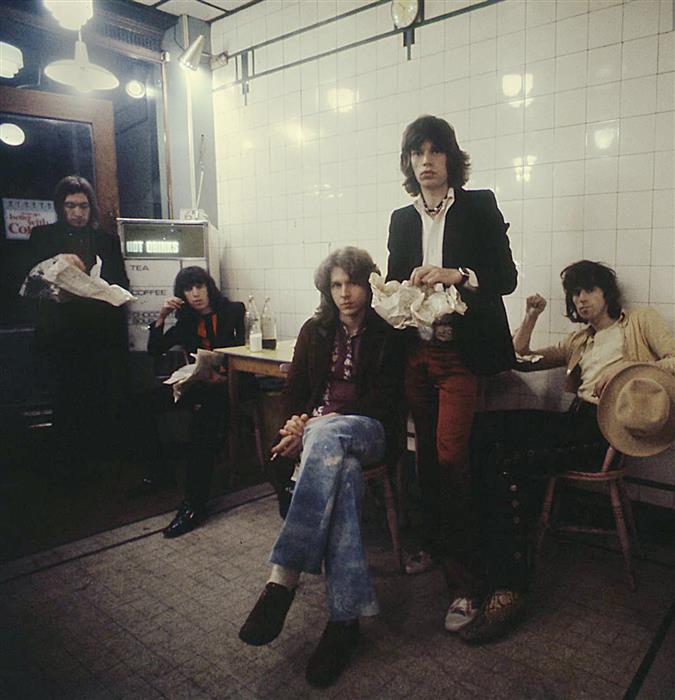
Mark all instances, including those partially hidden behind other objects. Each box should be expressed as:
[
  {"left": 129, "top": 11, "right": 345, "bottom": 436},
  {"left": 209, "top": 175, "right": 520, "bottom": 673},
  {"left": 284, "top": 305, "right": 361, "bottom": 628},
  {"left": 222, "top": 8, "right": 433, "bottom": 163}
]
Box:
[{"left": 0, "top": 422, "right": 266, "bottom": 563}]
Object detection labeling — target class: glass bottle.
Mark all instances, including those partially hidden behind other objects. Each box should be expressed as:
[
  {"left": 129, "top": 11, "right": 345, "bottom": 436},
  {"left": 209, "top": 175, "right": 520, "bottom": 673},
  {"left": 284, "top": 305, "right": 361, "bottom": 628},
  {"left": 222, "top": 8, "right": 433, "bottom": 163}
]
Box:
[
  {"left": 245, "top": 294, "right": 259, "bottom": 346},
  {"left": 261, "top": 296, "right": 277, "bottom": 350},
  {"left": 249, "top": 316, "right": 263, "bottom": 352}
]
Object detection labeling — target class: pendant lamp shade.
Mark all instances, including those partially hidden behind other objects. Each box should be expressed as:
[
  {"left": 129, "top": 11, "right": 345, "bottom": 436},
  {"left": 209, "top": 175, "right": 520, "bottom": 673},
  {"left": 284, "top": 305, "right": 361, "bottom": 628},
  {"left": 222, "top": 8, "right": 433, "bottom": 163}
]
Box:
[
  {"left": 0, "top": 42, "right": 24, "bottom": 78},
  {"left": 45, "top": 39, "right": 118, "bottom": 92},
  {"left": 44, "top": 0, "right": 93, "bottom": 31},
  {"left": 0, "top": 123, "right": 26, "bottom": 146},
  {"left": 179, "top": 34, "right": 205, "bottom": 71}
]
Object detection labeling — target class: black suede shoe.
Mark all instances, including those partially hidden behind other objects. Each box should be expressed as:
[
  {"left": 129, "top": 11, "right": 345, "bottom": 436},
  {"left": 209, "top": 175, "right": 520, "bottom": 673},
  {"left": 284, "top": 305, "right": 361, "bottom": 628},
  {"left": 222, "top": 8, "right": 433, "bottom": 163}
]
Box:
[
  {"left": 162, "top": 502, "right": 206, "bottom": 538},
  {"left": 305, "top": 620, "right": 359, "bottom": 688},
  {"left": 239, "top": 582, "right": 295, "bottom": 646}
]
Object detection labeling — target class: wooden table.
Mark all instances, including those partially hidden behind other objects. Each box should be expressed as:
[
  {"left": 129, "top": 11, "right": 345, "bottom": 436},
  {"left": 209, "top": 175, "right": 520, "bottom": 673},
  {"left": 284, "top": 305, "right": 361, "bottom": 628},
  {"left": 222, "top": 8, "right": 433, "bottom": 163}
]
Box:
[{"left": 215, "top": 339, "right": 295, "bottom": 465}]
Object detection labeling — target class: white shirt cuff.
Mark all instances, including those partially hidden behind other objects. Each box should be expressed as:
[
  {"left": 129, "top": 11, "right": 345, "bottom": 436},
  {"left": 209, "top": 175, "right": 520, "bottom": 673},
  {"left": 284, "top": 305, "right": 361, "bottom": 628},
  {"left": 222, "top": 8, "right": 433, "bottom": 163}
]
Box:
[{"left": 463, "top": 267, "right": 479, "bottom": 291}]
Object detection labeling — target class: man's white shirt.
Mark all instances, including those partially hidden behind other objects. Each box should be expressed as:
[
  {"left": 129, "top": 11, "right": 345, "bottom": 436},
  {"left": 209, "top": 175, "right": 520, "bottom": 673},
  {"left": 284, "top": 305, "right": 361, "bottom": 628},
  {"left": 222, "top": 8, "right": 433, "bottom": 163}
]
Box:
[{"left": 412, "top": 188, "right": 478, "bottom": 289}]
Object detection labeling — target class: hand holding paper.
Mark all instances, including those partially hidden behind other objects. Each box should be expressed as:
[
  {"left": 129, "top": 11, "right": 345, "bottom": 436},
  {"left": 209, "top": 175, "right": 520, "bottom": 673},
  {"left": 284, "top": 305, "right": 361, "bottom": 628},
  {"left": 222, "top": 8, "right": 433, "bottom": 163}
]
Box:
[{"left": 369, "top": 272, "right": 467, "bottom": 330}]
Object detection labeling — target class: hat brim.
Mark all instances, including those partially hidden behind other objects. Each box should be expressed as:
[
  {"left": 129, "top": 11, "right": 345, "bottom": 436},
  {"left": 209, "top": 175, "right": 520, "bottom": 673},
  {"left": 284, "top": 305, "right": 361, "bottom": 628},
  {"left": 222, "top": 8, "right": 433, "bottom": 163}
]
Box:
[{"left": 597, "top": 363, "right": 675, "bottom": 458}]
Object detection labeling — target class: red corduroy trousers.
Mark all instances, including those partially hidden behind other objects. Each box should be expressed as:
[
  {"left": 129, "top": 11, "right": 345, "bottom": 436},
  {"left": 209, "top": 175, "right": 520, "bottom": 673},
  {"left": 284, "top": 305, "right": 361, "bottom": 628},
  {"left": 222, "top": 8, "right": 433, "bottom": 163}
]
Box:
[{"left": 405, "top": 340, "right": 482, "bottom": 595}]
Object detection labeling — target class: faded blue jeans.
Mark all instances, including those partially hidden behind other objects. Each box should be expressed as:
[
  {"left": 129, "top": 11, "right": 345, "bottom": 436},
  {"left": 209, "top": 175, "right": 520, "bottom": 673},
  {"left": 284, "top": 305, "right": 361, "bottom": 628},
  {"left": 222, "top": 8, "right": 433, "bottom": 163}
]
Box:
[{"left": 269, "top": 414, "right": 385, "bottom": 621}]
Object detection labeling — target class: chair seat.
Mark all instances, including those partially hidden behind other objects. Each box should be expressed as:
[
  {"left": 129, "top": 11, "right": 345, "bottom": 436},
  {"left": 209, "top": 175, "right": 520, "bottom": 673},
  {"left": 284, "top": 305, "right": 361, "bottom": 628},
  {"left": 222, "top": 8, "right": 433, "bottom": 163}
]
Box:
[{"left": 558, "top": 467, "right": 627, "bottom": 482}]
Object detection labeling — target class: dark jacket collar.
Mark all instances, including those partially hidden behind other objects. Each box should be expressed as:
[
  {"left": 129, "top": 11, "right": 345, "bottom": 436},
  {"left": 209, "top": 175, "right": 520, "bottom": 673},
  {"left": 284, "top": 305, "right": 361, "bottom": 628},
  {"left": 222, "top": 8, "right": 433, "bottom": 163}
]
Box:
[{"left": 316, "top": 307, "right": 388, "bottom": 337}]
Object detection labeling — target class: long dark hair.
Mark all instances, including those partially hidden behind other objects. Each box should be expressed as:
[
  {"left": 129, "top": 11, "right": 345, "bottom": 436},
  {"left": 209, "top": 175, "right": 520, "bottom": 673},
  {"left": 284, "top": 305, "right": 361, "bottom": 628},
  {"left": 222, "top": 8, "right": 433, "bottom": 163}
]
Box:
[
  {"left": 313, "top": 247, "right": 379, "bottom": 327},
  {"left": 173, "top": 266, "right": 223, "bottom": 314},
  {"left": 400, "top": 115, "right": 471, "bottom": 195},
  {"left": 561, "top": 260, "right": 622, "bottom": 323},
  {"left": 54, "top": 175, "right": 99, "bottom": 229}
]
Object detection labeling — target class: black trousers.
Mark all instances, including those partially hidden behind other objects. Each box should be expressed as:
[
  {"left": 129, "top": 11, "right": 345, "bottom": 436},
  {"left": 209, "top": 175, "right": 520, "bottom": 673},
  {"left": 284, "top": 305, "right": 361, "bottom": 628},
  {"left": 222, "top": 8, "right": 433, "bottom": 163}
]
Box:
[
  {"left": 138, "top": 382, "right": 228, "bottom": 509},
  {"left": 471, "top": 402, "right": 609, "bottom": 592},
  {"left": 42, "top": 344, "right": 129, "bottom": 471}
]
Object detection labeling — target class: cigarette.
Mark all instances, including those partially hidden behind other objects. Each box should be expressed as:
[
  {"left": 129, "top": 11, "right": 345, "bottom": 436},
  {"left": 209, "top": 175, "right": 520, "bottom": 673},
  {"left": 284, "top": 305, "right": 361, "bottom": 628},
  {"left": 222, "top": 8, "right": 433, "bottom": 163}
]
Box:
[{"left": 270, "top": 452, "right": 279, "bottom": 461}]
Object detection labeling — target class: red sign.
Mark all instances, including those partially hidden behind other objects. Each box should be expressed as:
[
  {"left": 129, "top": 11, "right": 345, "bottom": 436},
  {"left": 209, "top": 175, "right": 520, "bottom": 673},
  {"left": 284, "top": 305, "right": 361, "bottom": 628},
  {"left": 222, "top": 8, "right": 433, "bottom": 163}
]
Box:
[{"left": 3, "top": 198, "right": 57, "bottom": 240}]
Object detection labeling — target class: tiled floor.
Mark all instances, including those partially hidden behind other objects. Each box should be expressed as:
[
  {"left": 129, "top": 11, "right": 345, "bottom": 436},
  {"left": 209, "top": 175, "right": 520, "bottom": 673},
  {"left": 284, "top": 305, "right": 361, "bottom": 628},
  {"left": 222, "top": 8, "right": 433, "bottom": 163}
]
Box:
[{"left": 1, "top": 485, "right": 674, "bottom": 700}]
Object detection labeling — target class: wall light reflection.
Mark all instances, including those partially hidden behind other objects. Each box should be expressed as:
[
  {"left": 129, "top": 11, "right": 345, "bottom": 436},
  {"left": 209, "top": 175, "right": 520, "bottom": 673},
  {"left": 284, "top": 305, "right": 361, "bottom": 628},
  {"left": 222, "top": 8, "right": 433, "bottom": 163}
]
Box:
[
  {"left": 593, "top": 126, "right": 618, "bottom": 151},
  {"left": 502, "top": 73, "right": 533, "bottom": 108},
  {"left": 327, "top": 88, "right": 356, "bottom": 113},
  {"left": 513, "top": 155, "right": 537, "bottom": 182},
  {"left": 287, "top": 123, "right": 309, "bottom": 142},
  {"left": 275, "top": 123, "right": 312, "bottom": 144}
]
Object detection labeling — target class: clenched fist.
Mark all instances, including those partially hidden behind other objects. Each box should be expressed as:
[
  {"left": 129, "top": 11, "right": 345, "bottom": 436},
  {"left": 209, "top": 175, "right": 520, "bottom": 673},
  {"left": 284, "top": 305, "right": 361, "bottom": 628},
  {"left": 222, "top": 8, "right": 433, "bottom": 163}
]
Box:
[{"left": 525, "top": 293, "right": 547, "bottom": 318}]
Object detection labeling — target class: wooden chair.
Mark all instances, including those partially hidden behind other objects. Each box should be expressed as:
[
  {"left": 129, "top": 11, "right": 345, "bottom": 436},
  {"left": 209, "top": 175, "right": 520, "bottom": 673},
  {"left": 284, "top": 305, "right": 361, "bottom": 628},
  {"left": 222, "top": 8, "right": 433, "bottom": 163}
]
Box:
[
  {"left": 155, "top": 347, "right": 266, "bottom": 474},
  {"left": 363, "top": 462, "right": 404, "bottom": 573},
  {"left": 237, "top": 400, "right": 266, "bottom": 471},
  {"left": 535, "top": 445, "right": 639, "bottom": 590}
]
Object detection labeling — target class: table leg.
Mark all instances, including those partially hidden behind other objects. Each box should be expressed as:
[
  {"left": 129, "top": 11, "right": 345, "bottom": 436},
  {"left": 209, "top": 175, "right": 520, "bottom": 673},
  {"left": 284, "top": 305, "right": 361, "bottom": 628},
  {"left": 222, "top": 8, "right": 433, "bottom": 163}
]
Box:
[{"left": 228, "top": 361, "right": 238, "bottom": 466}]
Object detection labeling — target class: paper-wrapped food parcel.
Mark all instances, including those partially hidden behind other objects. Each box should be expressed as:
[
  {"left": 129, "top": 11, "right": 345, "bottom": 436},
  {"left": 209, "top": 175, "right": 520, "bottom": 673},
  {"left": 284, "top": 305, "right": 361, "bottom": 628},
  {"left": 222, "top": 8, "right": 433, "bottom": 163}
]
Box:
[
  {"left": 20, "top": 253, "right": 135, "bottom": 307},
  {"left": 369, "top": 272, "right": 467, "bottom": 341}
]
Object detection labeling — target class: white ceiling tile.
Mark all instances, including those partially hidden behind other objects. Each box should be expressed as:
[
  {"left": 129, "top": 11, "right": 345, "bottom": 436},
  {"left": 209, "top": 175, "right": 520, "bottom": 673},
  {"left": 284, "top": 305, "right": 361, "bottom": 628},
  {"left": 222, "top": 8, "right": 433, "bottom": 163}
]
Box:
[
  {"left": 154, "top": 0, "right": 222, "bottom": 21},
  {"left": 128, "top": 0, "right": 254, "bottom": 19},
  {"left": 206, "top": 0, "right": 251, "bottom": 10}
]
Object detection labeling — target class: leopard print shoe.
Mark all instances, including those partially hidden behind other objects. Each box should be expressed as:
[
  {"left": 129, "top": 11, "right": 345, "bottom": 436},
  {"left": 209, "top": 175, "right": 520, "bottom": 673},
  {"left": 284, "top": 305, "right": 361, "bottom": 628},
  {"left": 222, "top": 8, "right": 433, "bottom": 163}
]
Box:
[{"left": 459, "top": 589, "right": 525, "bottom": 644}]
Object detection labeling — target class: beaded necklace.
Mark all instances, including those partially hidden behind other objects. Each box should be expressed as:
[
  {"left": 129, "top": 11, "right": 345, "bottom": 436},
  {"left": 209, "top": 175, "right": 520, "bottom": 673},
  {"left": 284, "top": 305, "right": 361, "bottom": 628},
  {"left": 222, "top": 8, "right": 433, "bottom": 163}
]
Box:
[{"left": 420, "top": 188, "right": 451, "bottom": 217}]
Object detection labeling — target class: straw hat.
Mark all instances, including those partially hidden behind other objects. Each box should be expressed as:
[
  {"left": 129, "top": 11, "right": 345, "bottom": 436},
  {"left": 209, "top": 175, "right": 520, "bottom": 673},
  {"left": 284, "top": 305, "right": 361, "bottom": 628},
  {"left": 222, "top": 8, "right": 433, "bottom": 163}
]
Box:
[{"left": 597, "top": 363, "right": 675, "bottom": 457}]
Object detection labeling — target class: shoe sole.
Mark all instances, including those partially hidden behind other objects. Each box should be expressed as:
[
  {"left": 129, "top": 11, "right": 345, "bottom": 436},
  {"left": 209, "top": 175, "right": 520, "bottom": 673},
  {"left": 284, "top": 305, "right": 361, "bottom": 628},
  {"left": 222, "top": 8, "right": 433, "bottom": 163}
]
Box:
[
  {"left": 239, "top": 630, "right": 273, "bottom": 647},
  {"left": 445, "top": 615, "right": 477, "bottom": 632},
  {"left": 163, "top": 525, "right": 197, "bottom": 538},
  {"left": 459, "top": 608, "right": 525, "bottom": 644}
]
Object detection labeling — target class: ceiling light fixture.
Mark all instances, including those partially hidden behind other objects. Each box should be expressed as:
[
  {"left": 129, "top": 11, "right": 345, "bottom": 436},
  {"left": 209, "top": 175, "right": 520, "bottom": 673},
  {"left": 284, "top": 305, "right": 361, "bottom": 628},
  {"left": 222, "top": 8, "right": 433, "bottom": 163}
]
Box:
[
  {"left": 0, "top": 123, "right": 26, "bottom": 146},
  {"left": 0, "top": 42, "right": 24, "bottom": 78},
  {"left": 125, "top": 79, "right": 146, "bottom": 99},
  {"left": 179, "top": 34, "right": 228, "bottom": 71},
  {"left": 179, "top": 34, "right": 205, "bottom": 71},
  {"left": 44, "top": 0, "right": 93, "bottom": 31},
  {"left": 45, "top": 33, "right": 119, "bottom": 93}
]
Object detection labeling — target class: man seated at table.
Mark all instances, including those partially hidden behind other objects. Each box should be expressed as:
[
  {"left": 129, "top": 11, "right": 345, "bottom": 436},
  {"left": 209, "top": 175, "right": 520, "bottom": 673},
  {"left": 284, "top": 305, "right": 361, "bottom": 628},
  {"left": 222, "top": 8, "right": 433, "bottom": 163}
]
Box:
[
  {"left": 147, "top": 266, "right": 245, "bottom": 538},
  {"left": 464, "top": 260, "right": 675, "bottom": 644},
  {"left": 238, "top": 247, "right": 403, "bottom": 688}
]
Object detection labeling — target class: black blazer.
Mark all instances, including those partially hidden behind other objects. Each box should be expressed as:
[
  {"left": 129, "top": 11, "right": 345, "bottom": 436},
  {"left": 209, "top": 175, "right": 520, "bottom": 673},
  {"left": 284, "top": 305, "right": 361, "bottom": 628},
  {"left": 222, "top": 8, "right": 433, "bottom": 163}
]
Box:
[
  {"left": 147, "top": 294, "right": 245, "bottom": 356},
  {"left": 386, "top": 188, "right": 517, "bottom": 376},
  {"left": 29, "top": 222, "right": 129, "bottom": 288}
]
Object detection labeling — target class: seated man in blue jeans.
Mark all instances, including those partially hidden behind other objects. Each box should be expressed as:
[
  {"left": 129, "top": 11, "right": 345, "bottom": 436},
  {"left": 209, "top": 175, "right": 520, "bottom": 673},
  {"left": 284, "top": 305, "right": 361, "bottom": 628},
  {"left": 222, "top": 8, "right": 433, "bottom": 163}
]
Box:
[{"left": 239, "top": 247, "right": 403, "bottom": 688}]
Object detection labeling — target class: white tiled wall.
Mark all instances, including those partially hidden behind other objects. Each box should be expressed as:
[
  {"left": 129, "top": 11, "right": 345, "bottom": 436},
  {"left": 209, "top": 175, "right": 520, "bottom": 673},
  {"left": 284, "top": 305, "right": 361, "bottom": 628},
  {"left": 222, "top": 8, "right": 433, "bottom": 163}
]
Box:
[{"left": 211, "top": 0, "right": 675, "bottom": 504}]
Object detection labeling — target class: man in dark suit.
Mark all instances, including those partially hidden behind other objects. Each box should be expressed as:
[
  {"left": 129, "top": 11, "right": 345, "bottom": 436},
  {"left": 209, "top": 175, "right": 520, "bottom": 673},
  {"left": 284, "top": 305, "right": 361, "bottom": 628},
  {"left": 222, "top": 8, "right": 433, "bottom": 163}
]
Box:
[
  {"left": 386, "top": 115, "right": 517, "bottom": 636},
  {"left": 29, "top": 176, "right": 129, "bottom": 475}
]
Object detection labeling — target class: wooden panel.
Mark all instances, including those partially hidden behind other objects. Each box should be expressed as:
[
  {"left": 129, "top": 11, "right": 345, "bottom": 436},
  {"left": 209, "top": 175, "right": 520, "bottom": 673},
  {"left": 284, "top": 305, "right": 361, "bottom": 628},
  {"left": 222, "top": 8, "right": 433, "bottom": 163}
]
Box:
[{"left": 228, "top": 356, "right": 287, "bottom": 378}]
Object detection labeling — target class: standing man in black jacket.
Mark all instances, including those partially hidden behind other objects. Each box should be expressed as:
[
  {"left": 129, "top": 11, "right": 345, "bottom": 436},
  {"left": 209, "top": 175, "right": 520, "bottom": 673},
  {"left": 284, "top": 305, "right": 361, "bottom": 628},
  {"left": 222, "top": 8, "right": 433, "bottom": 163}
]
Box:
[
  {"left": 386, "top": 116, "right": 517, "bottom": 635},
  {"left": 29, "top": 175, "right": 129, "bottom": 475}
]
